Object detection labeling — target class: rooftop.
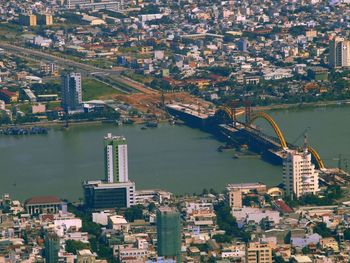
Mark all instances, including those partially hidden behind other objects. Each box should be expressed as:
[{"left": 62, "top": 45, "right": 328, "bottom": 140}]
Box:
[{"left": 25, "top": 195, "right": 61, "bottom": 205}]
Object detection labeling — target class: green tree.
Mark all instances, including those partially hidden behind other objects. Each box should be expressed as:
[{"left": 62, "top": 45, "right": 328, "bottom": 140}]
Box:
[
  {"left": 124, "top": 205, "right": 144, "bottom": 222},
  {"left": 284, "top": 231, "right": 291, "bottom": 244},
  {"left": 65, "top": 240, "right": 90, "bottom": 254},
  {"left": 147, "top": 202, "right": 156, "bottom": 212},
  {"left": 313, "top": 222, "right": 332, "bottom": 238},
  {"left": 344, "top": 229, "right": 350, "bottom": 240}
]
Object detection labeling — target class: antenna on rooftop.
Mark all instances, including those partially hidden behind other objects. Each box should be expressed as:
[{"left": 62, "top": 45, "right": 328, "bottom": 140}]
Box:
[{"left": 303, "top": 131, "right": 309, "bottom": 154}]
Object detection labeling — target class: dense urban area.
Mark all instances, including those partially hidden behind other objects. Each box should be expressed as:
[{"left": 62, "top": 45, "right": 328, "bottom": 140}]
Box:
[{"left": 0, "top": 0, "right": 350, "bottom": 262}]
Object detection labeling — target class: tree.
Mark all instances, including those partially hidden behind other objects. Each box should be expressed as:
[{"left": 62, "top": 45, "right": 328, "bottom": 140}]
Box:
[
  {"left": 284, "top": 231, "right": 291, "bottom": 244},
  {"left": 212, "top": 234, "right": 232, "bottom": 243},
  {"left": 209, "top": 188, "right": 218, "bottom": 196},
  {"left": 202, "top": 188, "right": 209, "bottom": 195},
  {"left": 313, "top": 222, "right": 332, "bottom": 238},
  {"left": 124, "top": 205, "right": 144, "bottom": 222},
  {"left": 344, "top": 229, "right": 350, "bottom": 240},
  {"left": 214, "top": 202, "right": 249, "bottom": 241},
  {"left": 302, "top": 246, "right": 311, "bottom": 254},
  {"left": 65, "top": 240, "right": 90, "bottom": 254},
  {"left": 147, "top": 202, "right": 156, "bottom": 212}
]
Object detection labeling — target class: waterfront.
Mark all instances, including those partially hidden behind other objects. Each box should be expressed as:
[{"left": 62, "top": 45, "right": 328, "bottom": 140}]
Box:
[{"left": 0, "top": 105, "right": 349, "bottom": 201}]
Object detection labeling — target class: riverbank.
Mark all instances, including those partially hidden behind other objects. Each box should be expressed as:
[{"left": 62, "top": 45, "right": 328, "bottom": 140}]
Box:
[
  {"left": 1, "top": 99, "right": 350, "bottom": 130},
  {"left": 253, "top": 99, "right": 350, "bottom": 112}
]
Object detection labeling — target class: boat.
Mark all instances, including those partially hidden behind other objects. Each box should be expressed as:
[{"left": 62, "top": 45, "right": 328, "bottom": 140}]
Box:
[
  {"left": 141, "top": 126, "right": 147, "bottom": 130},
  {"left": 145, "top": 121, "right": 158, "bottom": 128},
  {"left": 0, "top": 126, "right": 49, "bottom": 136}
]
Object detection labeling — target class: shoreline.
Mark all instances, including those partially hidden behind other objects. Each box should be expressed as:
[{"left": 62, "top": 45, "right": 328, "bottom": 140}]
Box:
[{"left": 1, "top": 99, "right": 350, "bottom": 130}]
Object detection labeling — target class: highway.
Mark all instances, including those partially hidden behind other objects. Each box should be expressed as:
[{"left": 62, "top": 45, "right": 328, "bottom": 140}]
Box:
[{"left": 0, "top": 42, "right": 156, "bottom": 94}]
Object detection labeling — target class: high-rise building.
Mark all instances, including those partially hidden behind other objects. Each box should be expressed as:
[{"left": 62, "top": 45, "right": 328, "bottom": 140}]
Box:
[
  {"left": 61, "top": 72, "right": 83, "bottom": 113},
  {"left": 329, "top": 37, "right": 350, "bottom": 68},
  {"left": 37, "top": 14, "right": 53, "bottom": 25},
  {"left": 283, "top": 146, "right": 319, "bottom": 199},
  {"left": 19, "top": 14, "right": 37, "bottom": 26},
  {"left": 238, "top": 37, "right": 248, "bottom": 52},
  {"left": 83, "top": 134, "right": 136, "bottom": 211},
  {"left": 246, "top": 242, "right": 272, "bottom": 263},
  {"left": 156, "top": 207, "right": 181, "bottom": 263},
  {"left": 83, "top": 180, "right": 135, "bottom": 210},
  {"left": 104, "top": 134, "right": 128, "bottom": 183},
  {"left": 45, "top": 232, "right": 60, "bottom": 263}
]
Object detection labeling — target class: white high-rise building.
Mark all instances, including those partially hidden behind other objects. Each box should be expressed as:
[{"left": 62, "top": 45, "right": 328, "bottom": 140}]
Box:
[
  {"left": 329, "top": 37, "right": 350, "bottom": 68},
  {"left": 283, "top": 147, "right": 319, "bottom": 199},
  {"left": 104, "top": 133, "right": 128, "bottom": 183}
]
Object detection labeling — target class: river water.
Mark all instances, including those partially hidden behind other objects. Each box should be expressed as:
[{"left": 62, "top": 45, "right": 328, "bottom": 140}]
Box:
[{"left": 0, "top": 105, "right": 349, "bottom": 201}]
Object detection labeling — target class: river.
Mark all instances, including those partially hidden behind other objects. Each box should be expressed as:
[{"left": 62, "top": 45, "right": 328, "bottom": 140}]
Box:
[{"left": 0, "top": 105, "right": 349, "bottom": 201}]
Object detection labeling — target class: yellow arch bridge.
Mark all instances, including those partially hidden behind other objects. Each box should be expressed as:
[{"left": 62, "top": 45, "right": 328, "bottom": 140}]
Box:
[{"left": 215, "top": 108, "right": 325, "bottom": 169}]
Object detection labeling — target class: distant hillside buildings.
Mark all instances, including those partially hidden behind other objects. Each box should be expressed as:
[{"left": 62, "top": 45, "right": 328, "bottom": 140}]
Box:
[{"left": 19, "top": 13, "right": 53, "bottom": 26}]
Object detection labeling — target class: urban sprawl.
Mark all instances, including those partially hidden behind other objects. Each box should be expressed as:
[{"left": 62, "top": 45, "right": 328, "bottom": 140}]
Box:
[{"left": 0, "top": 0, "right": 350, "bottom": 262}]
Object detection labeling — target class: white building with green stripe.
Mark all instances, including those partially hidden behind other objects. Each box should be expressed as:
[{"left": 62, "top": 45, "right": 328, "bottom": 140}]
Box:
[{"left": 104, "top": 133, "right": 128, "bottom": 183}]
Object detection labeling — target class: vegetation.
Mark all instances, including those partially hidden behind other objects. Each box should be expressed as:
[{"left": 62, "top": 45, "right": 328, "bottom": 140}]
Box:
[
  {"left": 214, "top": 202, "right": 250, "bottom": 242},
  {"left": 67, "top": 203, "right": 113, "bottom": 262},
  {"left": 0, "top": 113, "right": 11, "bottom": 125},
  {"left": 242, "top": 196, "right": 259, "bottom": 206},
  {"left": 343, "top": 229, "right": 350, "bottom": 240},
  {"left": 0, "top": 23, "right": 22, "bottom": 41},
  {"left": 284, "top": 186, "right": 343, "bottom": 207},
  {"left": 82, "top": 78, "right": 122, "bottom": 101},
  {"left": 65, "top": 240, "right": 90, "bottom": 254},
  {"left": 313, "top": 222, "right": 333, "bottom": 238},
  {"left": 15, "top": 114, "right": 40, "bottom": 124},
  {"left": 124, "top": 205, "right": 144, "bottom": 222},
  {"left": 31, "top": 82, "right": 61, "bottom": 95},
  {"left": 67, "top": 108, "right": 120, "bottom": 121}
]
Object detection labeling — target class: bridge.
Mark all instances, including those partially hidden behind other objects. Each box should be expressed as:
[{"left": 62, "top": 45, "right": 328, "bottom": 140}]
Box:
[{"left": 213, "top": 105, "right": 326, "bottom": 169}]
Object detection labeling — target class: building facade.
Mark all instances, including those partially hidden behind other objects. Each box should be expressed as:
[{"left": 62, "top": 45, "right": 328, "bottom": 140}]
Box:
[
  {"left": 156, "top": 207, "right": 181, "bottom": 263},
  {"left": 37, "top": 14, "right": 53, "bottom": 25},
  {"left": 226, "top": 187, "right": 242, "bottom": 208},
  {"left": 45, "top": 233, "right": 60, "bottom": 263},
  {"left": 283, "top": 148, "right": 319, "bottom": 199},
  {"left": 61, "top": 72, "right": 83, "bottom": 113},
  {"left": 25, "top": 196, "right": 62, "bottom": 215},
  {"left": 329, "top": 37, "right": 350, "bottom": 68},
  {"left": 246, "top": 242, "right": 272, "bottom": 263},
  {"left": 19, "top": 14, "right": 37, "bottom": 26},
  {"left": 104, "top": 133, "right": 128, "bottom": 183},
  {"left": 83, "top": 180, "right": 135, "bottom": 210}
]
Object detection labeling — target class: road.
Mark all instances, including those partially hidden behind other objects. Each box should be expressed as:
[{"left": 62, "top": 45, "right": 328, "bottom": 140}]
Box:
[{"left": 0, "top": 42, "right": 156, "bottom": 94}]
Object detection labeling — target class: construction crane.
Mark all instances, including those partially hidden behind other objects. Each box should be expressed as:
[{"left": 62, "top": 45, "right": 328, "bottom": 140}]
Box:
[{"left": 291, "top": 127, "right": 310, "bottom": 147}]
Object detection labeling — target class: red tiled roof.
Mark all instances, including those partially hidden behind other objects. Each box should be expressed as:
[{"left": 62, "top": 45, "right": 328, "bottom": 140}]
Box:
[
  {"left": 0, "top": 89, "right": 16, "bottom": 97},
  {"left": 274, "top": 200, "right": 293, "bottom": 213},
  {"left": 25, "top": 195, "right": 61, "bottom": 205},
  {"left": 41, "top": 214, "right": 55, "bottom": 222}
]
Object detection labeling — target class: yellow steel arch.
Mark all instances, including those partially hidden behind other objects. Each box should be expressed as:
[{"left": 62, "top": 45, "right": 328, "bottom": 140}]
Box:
[
  {"left": 307, "top": 146, "right": 325, "bottom": 169},
  {"left": 216, "top": 106, "right": 234, "bottom": 121},
  {"left": 249, "top": 112, "right": 288, "bottom": 150}
]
